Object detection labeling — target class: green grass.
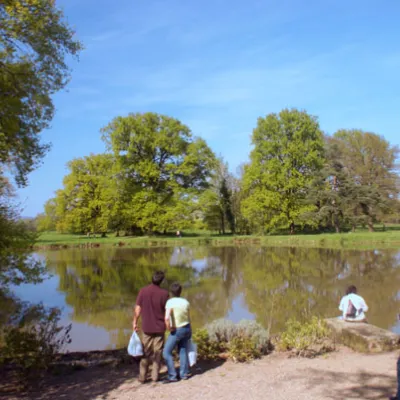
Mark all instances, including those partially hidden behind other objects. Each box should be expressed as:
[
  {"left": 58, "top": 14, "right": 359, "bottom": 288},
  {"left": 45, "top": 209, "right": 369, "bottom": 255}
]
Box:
[{"left": 35, "top": 225, "right": 400, "bottom": 250}]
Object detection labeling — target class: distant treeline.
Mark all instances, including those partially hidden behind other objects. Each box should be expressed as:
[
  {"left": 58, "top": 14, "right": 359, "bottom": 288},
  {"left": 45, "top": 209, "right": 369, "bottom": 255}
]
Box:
[{"left": 35, "top": 110, "right": 400, "bottom": 236}]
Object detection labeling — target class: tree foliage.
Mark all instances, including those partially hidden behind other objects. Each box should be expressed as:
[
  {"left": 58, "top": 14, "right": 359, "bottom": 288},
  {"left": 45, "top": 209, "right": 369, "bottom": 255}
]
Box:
[
  {"left": 47, "top": 113, "right": 217, "bottom": 235},
  {"left": 0, "top": 0, "right": 82, "bottom": 186},
  {"left": 242, "top": 109, "right": 325, "bottom": 233},
  {"left": 201, "top": 159, "right": 235, "bottom": 234},
  {"left": 39, "top": 111, "right": 399, "bottom": 236}
]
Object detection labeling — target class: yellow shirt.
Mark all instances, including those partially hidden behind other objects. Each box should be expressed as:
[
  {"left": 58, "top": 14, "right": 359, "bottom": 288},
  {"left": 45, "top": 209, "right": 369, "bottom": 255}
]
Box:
[{"left": 165, "top": 297, "right": 190, "bottom": 328}]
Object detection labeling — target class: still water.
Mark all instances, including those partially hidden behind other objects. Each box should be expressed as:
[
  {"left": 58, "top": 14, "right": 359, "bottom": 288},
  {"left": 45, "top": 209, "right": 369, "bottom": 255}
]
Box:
[{"left": 14, "top": 246, "right": 400, "bottom": 352}]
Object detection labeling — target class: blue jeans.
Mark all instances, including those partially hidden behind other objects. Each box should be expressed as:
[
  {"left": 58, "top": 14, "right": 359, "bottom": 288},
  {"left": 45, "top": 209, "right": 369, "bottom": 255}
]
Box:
[{"left": 163, "top": 324, "right": 192, "bottom": 380}]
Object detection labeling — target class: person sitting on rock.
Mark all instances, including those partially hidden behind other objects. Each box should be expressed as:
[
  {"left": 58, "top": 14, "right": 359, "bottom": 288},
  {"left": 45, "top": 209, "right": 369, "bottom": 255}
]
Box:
[{"left": 339, "top": 285, "right": 368, "bottom": 322}]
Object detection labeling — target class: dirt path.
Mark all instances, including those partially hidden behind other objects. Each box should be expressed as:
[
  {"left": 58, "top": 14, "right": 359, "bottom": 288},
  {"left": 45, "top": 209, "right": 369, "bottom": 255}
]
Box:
[{"left": 3, "top": 348, "right": 399, "bottom": 400}]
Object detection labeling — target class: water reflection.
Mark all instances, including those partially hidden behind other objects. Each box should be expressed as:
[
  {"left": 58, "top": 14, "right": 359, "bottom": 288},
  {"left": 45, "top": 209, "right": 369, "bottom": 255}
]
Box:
[{"left": 34, "top": 246, "right": 400, "bottom": 350}]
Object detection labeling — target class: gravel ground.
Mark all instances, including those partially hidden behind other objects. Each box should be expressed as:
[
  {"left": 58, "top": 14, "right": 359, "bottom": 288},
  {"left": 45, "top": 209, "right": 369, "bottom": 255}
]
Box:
[{"left": 2, "top": 348, "right": 399, "bottom": 400}]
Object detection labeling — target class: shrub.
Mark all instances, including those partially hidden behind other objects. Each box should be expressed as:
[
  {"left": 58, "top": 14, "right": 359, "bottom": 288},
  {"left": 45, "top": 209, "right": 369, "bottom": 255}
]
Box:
[
  {"left": 236, "top": 320, "right": 270, "bottom": 353},
  {"left": 228, "top": 336, "right": 261, "bottom": 363},
  {"left": 0, "top": 302, "right": 71, "bottom": 380},
  {"left": 277, "top": 317, "right": 334, "bottom": 357},
  {"left": 192, "top": 328, "right": 221, "bottom": 360},
  {"left": 194, "top": 319, "right": 270, "bottom": 362},
  {"left": 206, "top": 319, "right": 236, "bottom": 343}
]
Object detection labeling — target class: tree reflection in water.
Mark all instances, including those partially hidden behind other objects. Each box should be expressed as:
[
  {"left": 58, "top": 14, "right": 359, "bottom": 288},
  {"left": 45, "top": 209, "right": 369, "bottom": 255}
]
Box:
[{"left": 43, "top": 246, "right": 400, "bottom": 350}]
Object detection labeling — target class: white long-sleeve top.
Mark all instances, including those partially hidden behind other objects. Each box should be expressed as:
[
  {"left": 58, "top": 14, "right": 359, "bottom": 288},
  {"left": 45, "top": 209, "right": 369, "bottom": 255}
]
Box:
[{"left": 339, "top": 293, "right": 368, "bottom": 321}]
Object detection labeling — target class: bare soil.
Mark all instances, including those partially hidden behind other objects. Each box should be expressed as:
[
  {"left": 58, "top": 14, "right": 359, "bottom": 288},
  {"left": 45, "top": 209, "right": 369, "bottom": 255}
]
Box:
[{"left": 1, "top": 348, "right": 398, "bottom": 400}]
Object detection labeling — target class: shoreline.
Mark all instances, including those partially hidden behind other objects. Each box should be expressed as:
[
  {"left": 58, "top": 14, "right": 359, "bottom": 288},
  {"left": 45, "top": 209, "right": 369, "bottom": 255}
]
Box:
[
  {"left": 2, "top": 347, "right": 399, "bottom": 400},
  {"left": 34, "top": 230, "right": 400, "bottom": 251}
]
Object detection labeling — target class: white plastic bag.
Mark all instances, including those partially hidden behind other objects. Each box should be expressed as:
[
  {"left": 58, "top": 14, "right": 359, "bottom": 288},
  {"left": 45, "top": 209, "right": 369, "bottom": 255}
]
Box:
[
  {"left": 127, "top": 332, "right": 143, "bottom": 357},
  {"left": 187, "top": 339, "right": 197, "bottom": 367}
]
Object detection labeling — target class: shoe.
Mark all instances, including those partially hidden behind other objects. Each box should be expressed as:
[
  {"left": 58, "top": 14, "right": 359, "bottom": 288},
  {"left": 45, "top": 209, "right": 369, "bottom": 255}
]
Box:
[
  {"left": 162, "top": 378, "right": 179, "bottom": 384},
  {"left": 138, "top": 379, "right": 147, "bottom": 384},
  {"left": 181, "top": 375, "right": 190, "bottom": 380}
]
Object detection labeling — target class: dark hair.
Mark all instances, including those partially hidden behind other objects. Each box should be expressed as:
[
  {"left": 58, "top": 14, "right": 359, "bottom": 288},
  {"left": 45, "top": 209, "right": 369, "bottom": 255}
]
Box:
[
  {"left": 152, "top": 271, "right": 165, "bottom": 286},
  {"left": 170, "top": 282, "right": 182, "bottom": 297},
  {"left": 346, "top": 285, "right": 357, "bottom": 295}
]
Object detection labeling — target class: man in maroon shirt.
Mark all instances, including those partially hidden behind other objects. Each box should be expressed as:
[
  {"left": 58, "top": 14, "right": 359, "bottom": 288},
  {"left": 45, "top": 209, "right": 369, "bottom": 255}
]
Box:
[{"left": 133, "top": 270, "right": 169, "bottom": 383}]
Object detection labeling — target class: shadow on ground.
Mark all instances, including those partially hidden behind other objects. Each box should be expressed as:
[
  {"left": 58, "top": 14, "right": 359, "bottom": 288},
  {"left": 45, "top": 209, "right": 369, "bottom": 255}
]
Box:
[
  {"left": 0, "top": 358, "right": 226, "bottom": 400},
  {"left": 304, "top": 367, "right": 397, "bottom": 399}
]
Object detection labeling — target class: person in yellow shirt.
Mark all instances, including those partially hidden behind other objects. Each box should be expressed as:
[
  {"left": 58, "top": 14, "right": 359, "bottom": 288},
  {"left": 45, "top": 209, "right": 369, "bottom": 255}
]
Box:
[{"left": 162, "top": 282, "right": 191, "bottom": 383}]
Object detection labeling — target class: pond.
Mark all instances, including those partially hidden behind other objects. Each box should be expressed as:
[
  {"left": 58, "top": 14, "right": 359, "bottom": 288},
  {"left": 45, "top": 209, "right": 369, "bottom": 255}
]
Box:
[{"left": 13, "top": 246, "right": 400, "bottom": 352}]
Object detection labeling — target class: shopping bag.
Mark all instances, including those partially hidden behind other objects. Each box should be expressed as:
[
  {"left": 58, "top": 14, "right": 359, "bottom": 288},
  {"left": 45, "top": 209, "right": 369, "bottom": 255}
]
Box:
[
  {"left": 187, "top": 339, "right": 197, "bottom": 367},
  {"left": 127, "top": 331, "right": 144, "bottom": 357}
]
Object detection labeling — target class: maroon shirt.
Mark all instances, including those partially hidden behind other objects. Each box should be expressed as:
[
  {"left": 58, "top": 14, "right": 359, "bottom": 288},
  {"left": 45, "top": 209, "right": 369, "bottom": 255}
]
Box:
[{"left": 136, "top": 284, "right": 169, "bottom": 334}]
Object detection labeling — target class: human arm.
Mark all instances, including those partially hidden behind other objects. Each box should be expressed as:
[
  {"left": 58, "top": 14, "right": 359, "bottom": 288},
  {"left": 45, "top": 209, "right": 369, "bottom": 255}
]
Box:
[
  {"left": 165, "top": 307, "right": 175, "bottom": 332},
  {"left": 359, "top": 298, "right": 368, "bottom": 313},
  {"left": 133, "top": 305, "right": 141, "bottom": 331},
  {"left": 339, "top": 297, "right": 345, "bottom": 312}
]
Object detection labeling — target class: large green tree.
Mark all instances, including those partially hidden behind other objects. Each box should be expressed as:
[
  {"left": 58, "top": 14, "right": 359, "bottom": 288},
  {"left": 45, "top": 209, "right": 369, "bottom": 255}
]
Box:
[
  {"left": 242, "top": 109, "right": 325, "bottom": 234},
  {"left": 0, "top": 0, "right": 81, "bottom": 293},
  {"left": 54, "top": 154, "right": 121, "bottom": 235},
  {"left": 1, "top": 0, "right": 82, "bottom": 186},
  {"left": 101, "top": 112, "right": 217, "bottom": 234},
  {"left": 331, "top": 130, "right": 399, "bottom": 231}
]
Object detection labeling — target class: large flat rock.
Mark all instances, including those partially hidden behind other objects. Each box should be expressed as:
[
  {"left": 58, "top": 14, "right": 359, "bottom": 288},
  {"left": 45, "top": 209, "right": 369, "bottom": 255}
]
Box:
[{"left": 325, "top": 318, "right": 400, "bottom": 353}]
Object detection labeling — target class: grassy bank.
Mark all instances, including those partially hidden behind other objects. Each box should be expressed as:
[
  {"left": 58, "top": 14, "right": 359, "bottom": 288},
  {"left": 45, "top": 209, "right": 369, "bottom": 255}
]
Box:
[{"left": 35, "top": 227, "right": 400, "bottom": 250}]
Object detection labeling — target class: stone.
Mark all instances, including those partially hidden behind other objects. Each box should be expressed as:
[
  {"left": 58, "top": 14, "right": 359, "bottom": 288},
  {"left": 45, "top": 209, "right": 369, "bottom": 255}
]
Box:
[{"left": 325, "top": 317, "right": 400, "bottom": 353}]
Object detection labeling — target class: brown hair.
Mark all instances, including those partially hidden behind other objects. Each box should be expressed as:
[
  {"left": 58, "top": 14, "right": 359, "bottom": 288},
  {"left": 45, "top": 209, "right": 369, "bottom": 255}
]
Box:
[
  {"left": 170, "top": 282, "right": 182, "bottom": 297},
  {"left": 346, "top": 285, "right": 357, "bottom": 295}
]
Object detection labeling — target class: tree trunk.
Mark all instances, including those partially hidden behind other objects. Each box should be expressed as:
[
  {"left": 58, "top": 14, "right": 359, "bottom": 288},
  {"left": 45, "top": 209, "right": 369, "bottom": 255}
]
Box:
[
  {"left": 333, "top": 213, "right": 340, "bottom": 233},
  {"left": 289, "top": 222, "right": 295, "bottom": 235},
  {"left": 367, "top": 218, "right": 374, "bottom": 232},
  {"left": 220, "top": 211, "right": 225, "bottom": 235}
]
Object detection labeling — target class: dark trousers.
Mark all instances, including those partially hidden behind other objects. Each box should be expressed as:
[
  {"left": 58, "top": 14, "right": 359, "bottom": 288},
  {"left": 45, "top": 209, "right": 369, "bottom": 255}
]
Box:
[{"left": 396, "top": 356, "right": 400, "bottom": 399}]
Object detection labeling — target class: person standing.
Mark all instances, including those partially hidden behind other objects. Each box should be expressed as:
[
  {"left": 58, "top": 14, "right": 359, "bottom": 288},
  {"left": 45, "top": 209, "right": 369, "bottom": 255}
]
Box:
[
  {"left": 390, "top": 355, "right": 400, "bottom": 400},
  {"left": 133, "top": 271, "right": 169, "bottom": 383},
  {"left": 163, "top": 282, "right": 192, "bottom": 383}
]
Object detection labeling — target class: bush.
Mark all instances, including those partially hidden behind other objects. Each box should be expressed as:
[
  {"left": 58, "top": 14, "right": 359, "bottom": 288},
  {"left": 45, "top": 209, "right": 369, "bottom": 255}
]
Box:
[
  {"left": 206, "top": 319, "right": 236, "bottom": 343},
  {"left": 276, "top": 317, "right": 334, "bottom": 357},
  {"left": 194, "top": 319, "right": 270, "bottom": 363},
  {"left": 0, "top": 302, "right": 71, "bottom": 380},
  {"left": 228, "top": 336, "right": 261, "bottom": 363},
  {"left": 192, "top": 328, "right": 221, "bottom": 360}
]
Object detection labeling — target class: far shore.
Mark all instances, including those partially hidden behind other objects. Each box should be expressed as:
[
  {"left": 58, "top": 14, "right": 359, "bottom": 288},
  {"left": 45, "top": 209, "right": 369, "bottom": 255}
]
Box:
[{"left": 34, "top": 228, "right": 400, "bottom": 251}]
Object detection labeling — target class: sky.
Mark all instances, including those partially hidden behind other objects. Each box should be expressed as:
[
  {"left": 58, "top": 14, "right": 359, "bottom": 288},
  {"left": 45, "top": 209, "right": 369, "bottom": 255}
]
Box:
[{"left": 17, "top": 0, "right": 400, "bottom": 216}]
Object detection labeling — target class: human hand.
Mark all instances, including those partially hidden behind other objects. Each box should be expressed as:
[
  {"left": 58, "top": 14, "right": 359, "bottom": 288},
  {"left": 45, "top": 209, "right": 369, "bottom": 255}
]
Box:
[{"left": 133, "top": 322, "right": 139, "bottom": 332}]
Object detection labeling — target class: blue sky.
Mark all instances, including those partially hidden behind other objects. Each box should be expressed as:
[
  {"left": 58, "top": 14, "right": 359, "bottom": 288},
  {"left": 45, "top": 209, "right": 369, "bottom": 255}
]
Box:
[{"left": 18, "top": 0, "right": 400, "bottom": 216}]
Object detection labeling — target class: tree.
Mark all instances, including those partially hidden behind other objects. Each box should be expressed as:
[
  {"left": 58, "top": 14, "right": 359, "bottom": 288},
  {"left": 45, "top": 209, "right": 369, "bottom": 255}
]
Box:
[
  {"left": 242, "top": 109, "right": 325, "bottom": 234},
  {"left": 201, "top": 159, "right": 235, "bottom": 234},
  {"left": 331, "top": 130, "right": 399, "bottom": 231},
  {"left": 101, "top": 112, "right": 217, "bottom": 234},
  {"left": 54, "top": 154, "right": 119, "bottom": 235},
  {"left": 0, "top": 0, "right": 81, "bottom": 290},
  {"left": 36, "top": 198, "right": 58, "bottom": 232},
  {"left": 1, "top": 0, "right": 82, "bottom": 186}
]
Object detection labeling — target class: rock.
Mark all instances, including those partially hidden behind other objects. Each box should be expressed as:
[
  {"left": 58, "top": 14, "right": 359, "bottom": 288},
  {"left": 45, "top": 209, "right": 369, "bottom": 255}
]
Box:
[{"left": 325, "top": 317, "right": 400, "bottom": 353}]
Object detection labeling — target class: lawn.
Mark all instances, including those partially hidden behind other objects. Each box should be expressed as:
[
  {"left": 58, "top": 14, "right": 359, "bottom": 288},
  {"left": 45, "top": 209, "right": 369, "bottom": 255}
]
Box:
[{"left": 35, "top": 225, "right": 400, "bottom": 250}]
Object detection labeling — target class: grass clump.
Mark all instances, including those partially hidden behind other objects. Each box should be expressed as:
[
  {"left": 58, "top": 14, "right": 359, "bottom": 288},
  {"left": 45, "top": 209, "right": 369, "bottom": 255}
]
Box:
[{"left": 276, "top": 317, "right": 334, "bottom": 358}]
